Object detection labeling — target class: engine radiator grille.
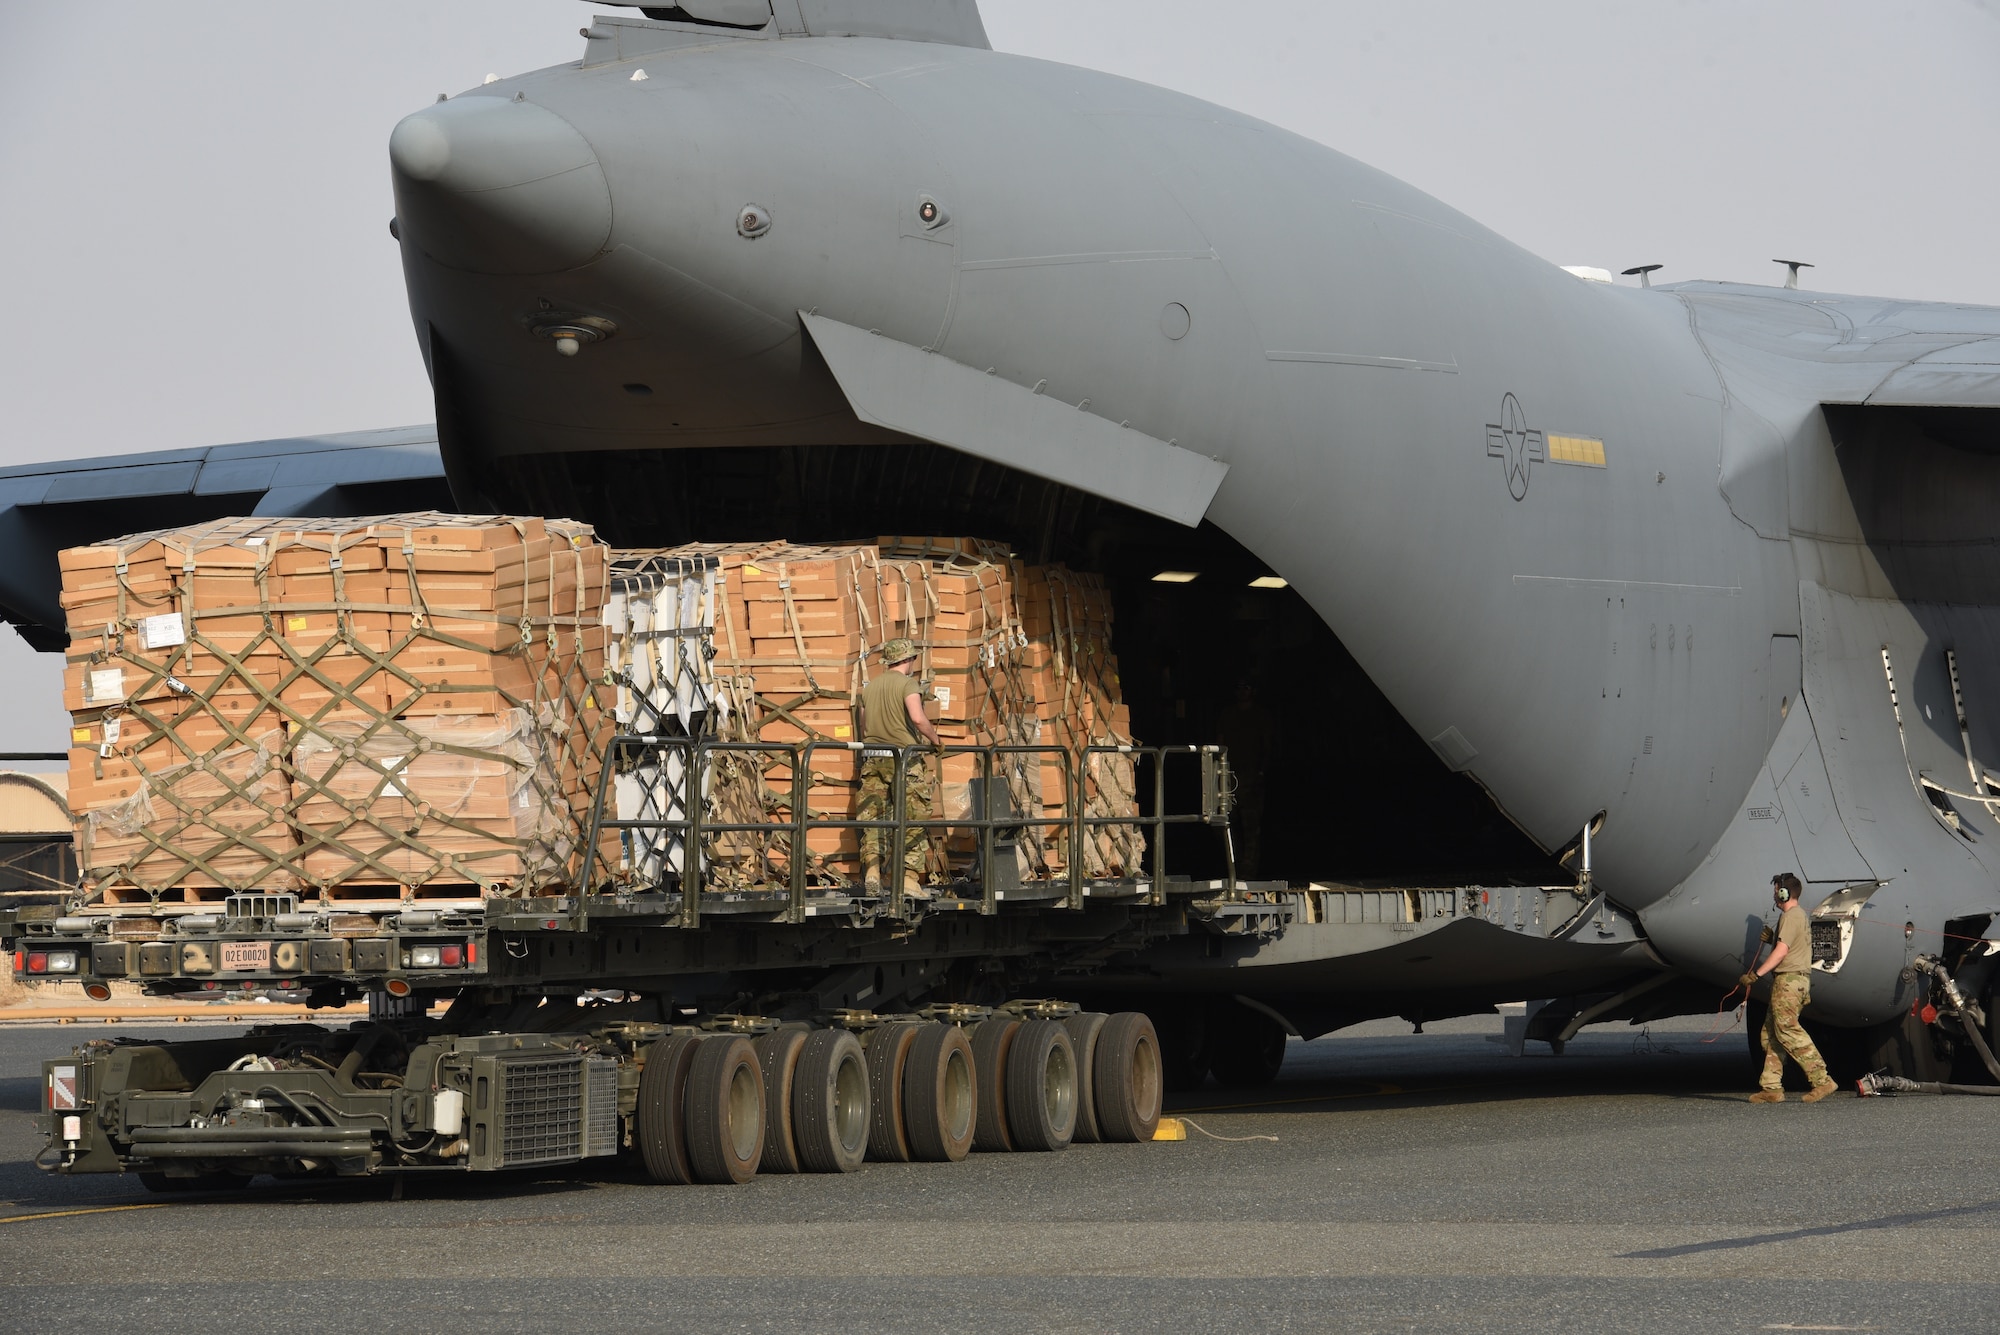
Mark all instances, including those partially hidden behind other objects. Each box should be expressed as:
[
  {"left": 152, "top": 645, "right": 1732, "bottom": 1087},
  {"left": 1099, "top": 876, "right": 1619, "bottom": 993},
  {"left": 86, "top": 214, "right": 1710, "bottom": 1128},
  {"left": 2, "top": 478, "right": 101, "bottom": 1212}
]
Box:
[
  {"left": 585, "top": 1056, "right": 619, "bottom": 1158},
  {"left": 498, "top": 1055, "right": 585, "bottom": 1167}
]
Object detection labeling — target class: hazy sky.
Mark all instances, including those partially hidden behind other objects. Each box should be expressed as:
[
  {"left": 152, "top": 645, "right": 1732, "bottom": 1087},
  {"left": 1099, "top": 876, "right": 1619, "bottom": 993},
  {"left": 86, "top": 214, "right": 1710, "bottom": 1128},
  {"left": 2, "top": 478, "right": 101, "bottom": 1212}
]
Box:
[{"left": 0, "top": 0, "right": 1995, "bottom": 756}]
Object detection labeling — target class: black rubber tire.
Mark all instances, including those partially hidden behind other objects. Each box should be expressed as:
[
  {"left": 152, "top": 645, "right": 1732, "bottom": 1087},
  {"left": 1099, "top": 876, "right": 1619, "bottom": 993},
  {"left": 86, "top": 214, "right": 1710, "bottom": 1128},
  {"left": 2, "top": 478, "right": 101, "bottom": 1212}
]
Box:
[
  {"left": 864, "top": 1021, "right": 923, "bottom": 1163},
  {"left": 1151, "top": 1003, "right": 1212, "bottom": 1092},
  {"left": 636, "top": 1032, "right": 702, "bottom": 1184},
  {"left": 754, "top": 1027, "right": 809, "bottom": 1174},
  {"left": 1005, "top": 1018, "right": 1078, "bottom": 1152},
  {"left": 791, "top": 1028, "right": 870, "bottom": 1174},
  {"left": 685, "top": 1035, "right": 765, "bottom": 1185},
  {"left": 1805, "top": 1019, "right": 1865, "bottom": 1089},
  {"left": 1093, "top": 1011, "right": 1164, "bottom": 1143},
  {"left": 902, "top": 1023, "right": 977, "bottom": 1162},
  {"left": 969, "top": 1016, "right": 1020, "bottom": 1152},
  {"left": 1745, "top": 998, "right": 1771, "bottom": 1087},
  {"left": 1859, "top": 1010, "right": 1953, "bottom": 1084},
  {"left": 1063, "top": 1012, "right": 1110, "bottom": 1144},
  {"left": 1208, "top": 1003, "right": 1287, "bottom": 1089}
]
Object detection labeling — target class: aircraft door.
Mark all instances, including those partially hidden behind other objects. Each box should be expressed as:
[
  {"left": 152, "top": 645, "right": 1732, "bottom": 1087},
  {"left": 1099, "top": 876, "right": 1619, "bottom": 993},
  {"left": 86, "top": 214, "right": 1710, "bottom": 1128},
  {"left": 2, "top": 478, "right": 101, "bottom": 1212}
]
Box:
[
  {"left": 1798, "top": 582, "right": 1999, "bottom": 881},
  {"left": 1762, "top": 681, "right": 1873, "bottom": 884}
]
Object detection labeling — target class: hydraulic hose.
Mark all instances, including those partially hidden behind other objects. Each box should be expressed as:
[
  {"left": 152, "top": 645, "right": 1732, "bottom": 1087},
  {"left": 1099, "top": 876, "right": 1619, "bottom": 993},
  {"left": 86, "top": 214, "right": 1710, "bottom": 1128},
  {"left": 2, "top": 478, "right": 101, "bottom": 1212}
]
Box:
[
  {"left": 334, "top": 1027, "right": 386, "bottom": 1086},
  {"left": 1914, "top": 956, "right": 2000, "bottom": 1084}
]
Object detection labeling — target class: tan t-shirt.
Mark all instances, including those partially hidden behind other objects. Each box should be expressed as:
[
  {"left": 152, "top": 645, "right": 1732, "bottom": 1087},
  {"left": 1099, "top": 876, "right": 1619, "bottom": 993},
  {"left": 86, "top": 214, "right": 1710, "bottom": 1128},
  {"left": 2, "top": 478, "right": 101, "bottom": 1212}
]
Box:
[
  {"left": 1775, "top": 902, "right": 1812, "bottom": 974},
  {"left": 861, "top": 669, "right": 923, "bottom": 747}
]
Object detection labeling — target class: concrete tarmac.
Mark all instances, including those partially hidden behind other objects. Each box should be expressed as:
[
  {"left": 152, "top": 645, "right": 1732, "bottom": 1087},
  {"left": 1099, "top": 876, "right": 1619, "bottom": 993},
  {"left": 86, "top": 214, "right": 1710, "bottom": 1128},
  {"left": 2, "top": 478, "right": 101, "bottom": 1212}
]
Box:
[{"left": 2, "top": 1012, "right": 1995, "bottom": 1333}]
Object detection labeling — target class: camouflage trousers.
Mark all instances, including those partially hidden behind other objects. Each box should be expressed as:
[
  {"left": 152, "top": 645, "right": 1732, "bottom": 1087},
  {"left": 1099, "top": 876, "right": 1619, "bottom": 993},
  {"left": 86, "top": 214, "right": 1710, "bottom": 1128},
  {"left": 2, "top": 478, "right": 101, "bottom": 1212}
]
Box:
[
  {"left": 857, "top": 755, "right": 933, "bottom": 876},
  {"left": 1760, "top": 972, "right": 1831, "bottom": 1091}
]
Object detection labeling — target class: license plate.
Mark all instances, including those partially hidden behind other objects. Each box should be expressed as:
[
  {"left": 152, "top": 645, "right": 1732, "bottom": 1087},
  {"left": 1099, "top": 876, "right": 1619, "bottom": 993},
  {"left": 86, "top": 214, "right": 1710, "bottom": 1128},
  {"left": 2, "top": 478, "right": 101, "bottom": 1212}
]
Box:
[{"left": 220, "top": 940, "right": 271, "bottom": 971}]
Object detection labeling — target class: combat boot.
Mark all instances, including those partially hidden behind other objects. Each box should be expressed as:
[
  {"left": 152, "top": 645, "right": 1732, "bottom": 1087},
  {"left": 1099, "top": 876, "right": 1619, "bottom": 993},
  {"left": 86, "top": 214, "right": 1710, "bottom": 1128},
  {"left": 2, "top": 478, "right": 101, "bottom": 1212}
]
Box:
[
  {"left": 1749, "top": 1090, "right": 1784, "bottom": 1103},
  {"left": 862, "top": 861, "right": 883, "bottom": 894},
  {"left": 1801, "top": 1080, "right": 1840, "bottom": 1103},
  {"left": 902, "top": 871, "right": 932, "bottom": 901}
]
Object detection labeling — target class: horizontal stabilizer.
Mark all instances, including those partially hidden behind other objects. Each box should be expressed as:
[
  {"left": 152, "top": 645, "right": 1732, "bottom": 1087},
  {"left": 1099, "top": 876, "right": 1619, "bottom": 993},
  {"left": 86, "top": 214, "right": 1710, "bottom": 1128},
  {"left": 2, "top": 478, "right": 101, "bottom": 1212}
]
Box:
[{"left": 801, "top": 314, "right": 1228, "bottom": 527}]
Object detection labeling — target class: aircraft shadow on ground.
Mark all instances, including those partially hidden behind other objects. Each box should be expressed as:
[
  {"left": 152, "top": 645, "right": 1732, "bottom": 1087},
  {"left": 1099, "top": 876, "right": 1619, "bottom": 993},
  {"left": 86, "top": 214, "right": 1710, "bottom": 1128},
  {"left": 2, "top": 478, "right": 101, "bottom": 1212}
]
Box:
[{"left": 1167, "top": 1033, "right": 1751, "bottom": 1116}]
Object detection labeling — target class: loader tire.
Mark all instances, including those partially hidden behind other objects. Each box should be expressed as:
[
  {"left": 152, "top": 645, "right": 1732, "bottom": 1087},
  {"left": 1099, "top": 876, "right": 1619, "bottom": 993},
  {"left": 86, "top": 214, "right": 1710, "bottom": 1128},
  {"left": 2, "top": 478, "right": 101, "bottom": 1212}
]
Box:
[
  {"left": 969, "top": 1016, "right": 1020, "bottom": 1152},
  {"left": 1062, "top": 1011, "right": 1110, "bottom": 1143},
  {"left": 685, "top": 1035, "right": 764, "bottom": 1185},
  {"left": 754, "top": 1026, "right": 809, "bottom": 1174},
  {"left": 864, "top": 1021, "right": 922, "bottom": 1163},
  {"left": 636, "top": 1032, "right": 702, "bottom": 1184},
  {"left": 902, "top": 1023, "right": 976, "bottom": 1162},
  {"left": 792, "top": 1028, "right": 869, "bottom": 1173},
  {"left": 1005, "top": 1018, "right": 1077, "bottom": 1152},
  {"left": 1093, "top": 1011, "right": 1164, "bottom": 1143}
]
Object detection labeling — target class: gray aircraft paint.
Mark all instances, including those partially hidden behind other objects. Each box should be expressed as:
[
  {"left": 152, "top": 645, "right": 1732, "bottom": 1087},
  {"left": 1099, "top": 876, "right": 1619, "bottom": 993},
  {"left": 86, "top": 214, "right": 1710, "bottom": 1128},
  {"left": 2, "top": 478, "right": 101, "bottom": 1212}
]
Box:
[{"left": 3, "top": 2, "right": 1994, "bottom": 1030}]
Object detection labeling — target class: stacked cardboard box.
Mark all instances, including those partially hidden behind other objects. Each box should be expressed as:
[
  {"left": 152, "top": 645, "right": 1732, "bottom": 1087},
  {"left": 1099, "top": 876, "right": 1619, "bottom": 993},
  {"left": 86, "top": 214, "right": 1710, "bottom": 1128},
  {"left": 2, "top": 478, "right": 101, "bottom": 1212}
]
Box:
[
  {"left": 1012, "top": 565, "right": 1143, "bottom": 877},
  {"left": 60, "top": 514, "right": 611, "bottom": 908},
  {"left": 598, "top": 538, "right": 1142, "bottom": 893},
  {"left": 719, "top": 544, "right": 882, "bottom": 885}
]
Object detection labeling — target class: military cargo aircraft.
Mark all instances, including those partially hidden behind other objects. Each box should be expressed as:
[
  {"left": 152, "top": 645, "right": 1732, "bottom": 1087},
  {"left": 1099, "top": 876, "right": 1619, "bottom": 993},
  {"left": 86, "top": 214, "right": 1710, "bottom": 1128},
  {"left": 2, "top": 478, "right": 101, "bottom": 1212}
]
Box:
[{"left": 4, "top": 0, "right": 1995, "bottom": 1079}]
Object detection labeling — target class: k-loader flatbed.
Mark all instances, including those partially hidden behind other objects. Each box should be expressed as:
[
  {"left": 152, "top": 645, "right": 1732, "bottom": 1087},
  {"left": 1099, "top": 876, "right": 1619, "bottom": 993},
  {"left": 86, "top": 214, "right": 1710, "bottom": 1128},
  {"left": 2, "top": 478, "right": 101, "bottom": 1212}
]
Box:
[{"left": 10, "top": 736, "right": 1260, "bottom": 1187}]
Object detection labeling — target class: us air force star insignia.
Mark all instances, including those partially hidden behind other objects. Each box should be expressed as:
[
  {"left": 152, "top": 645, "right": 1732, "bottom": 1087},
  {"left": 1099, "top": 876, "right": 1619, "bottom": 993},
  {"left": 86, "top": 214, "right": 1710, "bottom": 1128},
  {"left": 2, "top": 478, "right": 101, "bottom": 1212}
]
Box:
[{"left": 1485, "top": 392, "right": 1545, "bottom": 501}]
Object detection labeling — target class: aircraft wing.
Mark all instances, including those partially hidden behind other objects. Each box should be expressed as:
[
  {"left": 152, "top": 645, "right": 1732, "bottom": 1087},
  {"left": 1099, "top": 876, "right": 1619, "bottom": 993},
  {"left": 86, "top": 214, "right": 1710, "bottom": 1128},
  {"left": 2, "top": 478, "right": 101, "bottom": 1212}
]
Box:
[
  {"left": 1671, "top": 281, "right": 2000, "bottom": 409},
  {"left": 0, "top": 426, "right": 448, "bottom": 649}
]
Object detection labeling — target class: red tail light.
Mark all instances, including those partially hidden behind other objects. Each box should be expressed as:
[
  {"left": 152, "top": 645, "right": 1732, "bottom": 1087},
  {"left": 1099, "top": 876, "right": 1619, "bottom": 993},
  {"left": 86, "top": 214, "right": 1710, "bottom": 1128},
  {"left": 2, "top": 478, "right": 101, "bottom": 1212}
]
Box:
[{"left": 439, "top": 945, "right": 463, "bottom": 968}]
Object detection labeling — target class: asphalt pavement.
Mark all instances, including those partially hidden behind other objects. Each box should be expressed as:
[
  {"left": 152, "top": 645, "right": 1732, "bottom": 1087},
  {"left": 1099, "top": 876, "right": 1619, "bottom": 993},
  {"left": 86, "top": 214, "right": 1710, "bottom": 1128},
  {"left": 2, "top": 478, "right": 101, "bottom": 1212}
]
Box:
[{"left": 2, "top": 1011, "right": 1994, "bottom": 1334}]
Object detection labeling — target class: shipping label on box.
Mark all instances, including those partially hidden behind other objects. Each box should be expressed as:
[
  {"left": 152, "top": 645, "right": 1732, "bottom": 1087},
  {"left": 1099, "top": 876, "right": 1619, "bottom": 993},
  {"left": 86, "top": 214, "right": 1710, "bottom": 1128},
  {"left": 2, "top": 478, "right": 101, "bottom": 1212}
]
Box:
[
  {"left": 140, "top": 612, "right": 186, "bottom": 650},
  {"left": 84, "top": 667, "right": 125, "bottom": 704}
]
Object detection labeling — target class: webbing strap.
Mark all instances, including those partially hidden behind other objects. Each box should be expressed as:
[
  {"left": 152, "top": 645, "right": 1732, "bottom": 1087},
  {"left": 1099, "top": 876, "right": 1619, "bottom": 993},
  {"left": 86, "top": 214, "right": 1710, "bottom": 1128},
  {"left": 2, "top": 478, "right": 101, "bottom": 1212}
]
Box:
[{"left": 70, "top": 514, "right": 612, "bottom": 907}]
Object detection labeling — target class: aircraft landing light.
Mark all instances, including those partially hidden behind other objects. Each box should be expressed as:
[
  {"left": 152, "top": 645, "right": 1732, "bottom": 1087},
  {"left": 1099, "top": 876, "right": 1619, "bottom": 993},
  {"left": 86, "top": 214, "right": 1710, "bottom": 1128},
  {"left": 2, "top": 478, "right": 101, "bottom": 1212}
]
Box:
[{"left": 1152, "top": 571, "right": 1200, "bottom": 583}]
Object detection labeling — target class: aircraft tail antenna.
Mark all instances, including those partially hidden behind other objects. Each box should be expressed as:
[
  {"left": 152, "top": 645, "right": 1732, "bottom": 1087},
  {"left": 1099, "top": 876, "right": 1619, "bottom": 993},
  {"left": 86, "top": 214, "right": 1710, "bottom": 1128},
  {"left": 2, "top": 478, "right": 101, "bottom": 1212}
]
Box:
[
  {"left": 1774, "top": 259, "right": 1815, "bottom": 290},
  {"left": 1620, "top": 264, "right": 1664, "bottom": 289}
]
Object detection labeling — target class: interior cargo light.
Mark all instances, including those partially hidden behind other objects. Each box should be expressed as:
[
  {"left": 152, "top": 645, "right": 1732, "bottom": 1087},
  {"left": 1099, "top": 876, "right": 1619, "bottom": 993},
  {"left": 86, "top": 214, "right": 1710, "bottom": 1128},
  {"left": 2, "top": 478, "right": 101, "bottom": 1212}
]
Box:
[
  {"left": 1151, "top": 571, "right": 1199, "bottom": 584},
  {"left": 1248, "top": 575, "right": 1288, "bottom": 589}
]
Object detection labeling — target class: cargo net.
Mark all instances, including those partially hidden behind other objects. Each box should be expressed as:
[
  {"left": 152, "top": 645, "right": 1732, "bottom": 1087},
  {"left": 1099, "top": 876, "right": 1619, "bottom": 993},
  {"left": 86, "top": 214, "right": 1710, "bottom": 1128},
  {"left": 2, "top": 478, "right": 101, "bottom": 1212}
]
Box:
[
  {"left": 601, "top": 537, "right": 1143, "bottom": 894},
  {"left": 60, "top": 514, "right": 614, "bottom": 910}
]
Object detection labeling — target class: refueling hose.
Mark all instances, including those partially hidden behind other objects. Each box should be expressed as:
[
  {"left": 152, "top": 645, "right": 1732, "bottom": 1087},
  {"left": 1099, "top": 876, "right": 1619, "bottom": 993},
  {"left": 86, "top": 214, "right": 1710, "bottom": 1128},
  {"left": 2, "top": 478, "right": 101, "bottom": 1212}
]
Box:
[
  {"left": 1914, "top": 955, "right": 2000, "bottom": 1084},
  {"left": 1857, "top": 1073, "right": 2000, "bottom": 1097}
]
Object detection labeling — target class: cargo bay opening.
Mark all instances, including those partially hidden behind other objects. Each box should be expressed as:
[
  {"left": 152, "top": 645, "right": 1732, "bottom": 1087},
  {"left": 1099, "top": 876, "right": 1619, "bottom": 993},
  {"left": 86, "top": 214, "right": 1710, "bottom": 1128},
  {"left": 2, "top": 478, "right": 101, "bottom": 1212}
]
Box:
[{"left": 477, "top": 442, "right": 1556, "bottom": 887}]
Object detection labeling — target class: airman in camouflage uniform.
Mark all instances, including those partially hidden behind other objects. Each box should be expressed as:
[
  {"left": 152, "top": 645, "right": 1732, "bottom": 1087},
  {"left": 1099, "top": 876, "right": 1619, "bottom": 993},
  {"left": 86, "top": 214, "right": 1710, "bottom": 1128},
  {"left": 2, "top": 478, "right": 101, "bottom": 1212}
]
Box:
[
  {"left": 1744, "top": 872, "right": 1838, "bottom": 1103},
  {"left": 856, "top": 639, "right": 942, "bottom": 896}
]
